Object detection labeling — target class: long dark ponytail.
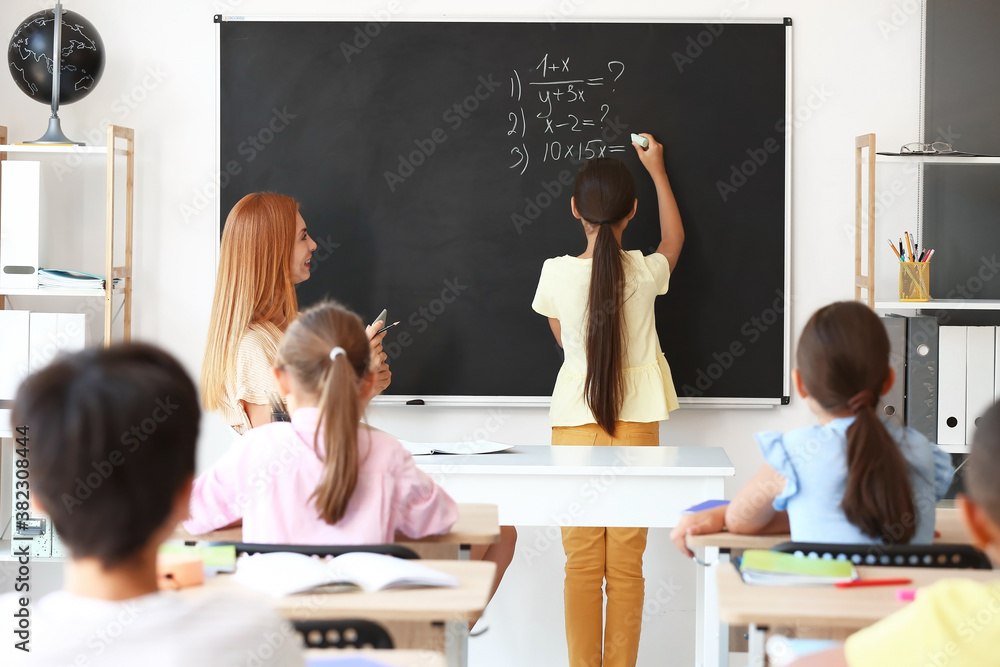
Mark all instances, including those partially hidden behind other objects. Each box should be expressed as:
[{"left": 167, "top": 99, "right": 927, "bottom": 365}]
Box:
[
  {"left": 796, "top": 301, "right": 916, "bottom": 543},
  {"left": 574, "top": 159, "right": 636, "bottom": 437}
]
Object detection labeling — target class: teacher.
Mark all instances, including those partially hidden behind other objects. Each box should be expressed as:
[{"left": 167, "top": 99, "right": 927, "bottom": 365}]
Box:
[{"left": 201, "top": 192, "right": 390, "bottom": 433}]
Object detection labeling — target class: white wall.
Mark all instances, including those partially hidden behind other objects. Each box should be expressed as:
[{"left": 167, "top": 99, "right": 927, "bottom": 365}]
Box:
[{"left": 0, "top": 0, "right": 923, "bottom": 664}]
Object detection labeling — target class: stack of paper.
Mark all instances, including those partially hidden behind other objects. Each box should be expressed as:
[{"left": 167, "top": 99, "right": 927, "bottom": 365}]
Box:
[
  {"left": 38, "top": 268, "right": 121, "bottom": 289},
  {"left": 737, "top": 550, "right": 858, "bottom": 586}
]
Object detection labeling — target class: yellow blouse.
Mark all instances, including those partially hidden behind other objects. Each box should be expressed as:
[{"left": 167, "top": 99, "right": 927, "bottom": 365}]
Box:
[
  {"left": 532, "top": 250, "right": 680, "bottom": 427},
  {"left": 220, "top": 321, "right": 283, "bottom": 435}
]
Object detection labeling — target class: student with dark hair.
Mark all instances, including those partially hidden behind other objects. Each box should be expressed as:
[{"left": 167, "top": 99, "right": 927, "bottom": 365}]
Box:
[
  {"left": 671, "top": 301, "right": 953, "bottom": 556},
  {"left": 787, "top": 401, "right": 1000, "bottom": 667},
  {"left": 0, "top": 344, "right": 302, "bottom": 666},
  {"left": 532, "top": 136, "right": 684, "bottom": 667}
]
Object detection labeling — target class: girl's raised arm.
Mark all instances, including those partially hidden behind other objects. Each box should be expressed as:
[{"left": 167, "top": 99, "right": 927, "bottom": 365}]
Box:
[{"left": 632, "top": 134, "right": 684, "bottom": 270}]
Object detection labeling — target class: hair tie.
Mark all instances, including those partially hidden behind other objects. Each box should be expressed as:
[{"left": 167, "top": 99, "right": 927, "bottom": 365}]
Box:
[
  {"left": 329, "top": 346, "right": 346, "bottom": 361},
  {"left": 848, "top": 389, "right": 876, "bottom": 413}
]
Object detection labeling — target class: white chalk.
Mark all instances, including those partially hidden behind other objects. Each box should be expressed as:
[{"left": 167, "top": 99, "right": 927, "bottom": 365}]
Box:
[{"left": 630, "top": 133, "right": 649, "bottom": 149}]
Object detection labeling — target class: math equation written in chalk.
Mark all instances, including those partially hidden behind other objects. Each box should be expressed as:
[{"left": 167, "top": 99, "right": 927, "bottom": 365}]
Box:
[{"left": 507, "top": 54, "right": 630, "bottom": 175}]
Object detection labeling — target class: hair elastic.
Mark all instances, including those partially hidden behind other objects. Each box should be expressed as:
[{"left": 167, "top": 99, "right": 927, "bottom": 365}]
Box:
[
  {"left": 848, "top": 389, "right": 875, "bottom": 413},
  {"left": 329, "top": 346, "right": 346, "bottom": 361}
]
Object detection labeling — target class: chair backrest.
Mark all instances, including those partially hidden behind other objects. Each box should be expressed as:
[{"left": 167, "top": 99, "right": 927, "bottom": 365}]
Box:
[
  {"left": 771, "top": 541, "right": 993, "bottom": 570},
  {"left": 292, "top": 619, "right": 394, "bottom": 649},
  {"left": 221, "top": 542, "right": 420, "bottom": 560}
]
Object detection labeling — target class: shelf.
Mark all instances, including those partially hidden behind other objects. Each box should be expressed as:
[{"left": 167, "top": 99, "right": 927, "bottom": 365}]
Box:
[
  {"left": 0, "top": 538, "right": 67, "bottom": 562},
  {"left": 874, "top": 299, "right": 1000, "bottom": 311},
  {"left": 0, "top": 285, "right": 123, "bottom": 298},
  {"left": 0, "top": 144, "right": 130, "bottom": 157},
  {"left": 876, "top": 154, "right": 1000, "bottom": 165}
]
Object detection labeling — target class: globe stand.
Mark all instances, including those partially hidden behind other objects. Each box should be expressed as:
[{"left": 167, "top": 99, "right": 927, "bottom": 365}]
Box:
[
  {"left": 29, "top": 115, "right": 81, "bottom": 146},
  {"left": 23, "top": 3, "right": 84, "bottom": 146}
]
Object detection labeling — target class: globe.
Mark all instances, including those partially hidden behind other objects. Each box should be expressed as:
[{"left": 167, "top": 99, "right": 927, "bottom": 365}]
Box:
[{"left": 8, "top": 8, "right": 105, "bottom": 105}]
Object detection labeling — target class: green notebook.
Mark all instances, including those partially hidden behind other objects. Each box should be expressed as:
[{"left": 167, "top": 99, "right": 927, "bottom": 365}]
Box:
[{"left": 738, "top": 549, "right": 858, "bottom": 586}]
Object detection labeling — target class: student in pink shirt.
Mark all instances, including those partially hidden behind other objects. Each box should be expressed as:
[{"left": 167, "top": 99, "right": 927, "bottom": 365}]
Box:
[{"left": 184, "top": 300, "right": 458, "bottom": 543}]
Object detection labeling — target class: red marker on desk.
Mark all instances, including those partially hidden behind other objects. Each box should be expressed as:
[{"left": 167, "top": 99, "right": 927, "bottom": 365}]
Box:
[{"left": 834, "top": 577, "right": 913, "bottom": 589}]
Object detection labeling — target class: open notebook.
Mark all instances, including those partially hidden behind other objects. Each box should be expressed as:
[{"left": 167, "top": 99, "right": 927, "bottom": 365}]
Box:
[
  {"left": 399, "top": 440, "right": 514, "bottom": 456},
  {"left": 231, "top": 551, "right": 459, "bottom": 597}
]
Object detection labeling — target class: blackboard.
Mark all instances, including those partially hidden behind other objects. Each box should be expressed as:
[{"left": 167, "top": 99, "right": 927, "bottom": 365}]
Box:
[{"left": 217, "top": 19, "right": 791, "bottom": 405}]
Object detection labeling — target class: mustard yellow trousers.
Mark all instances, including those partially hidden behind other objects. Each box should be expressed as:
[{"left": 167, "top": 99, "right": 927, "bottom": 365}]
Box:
[{"left": 552, "top": 421, "right": 659, "bottom": 667}]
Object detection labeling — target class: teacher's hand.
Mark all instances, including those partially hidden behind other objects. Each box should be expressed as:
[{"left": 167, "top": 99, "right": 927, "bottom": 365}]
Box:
[
  {"left": 366, "top": 321, "right": 388, "bottom": 366},
  {"left": 372, "top": 361, "right": 392, "bottom": 396}
]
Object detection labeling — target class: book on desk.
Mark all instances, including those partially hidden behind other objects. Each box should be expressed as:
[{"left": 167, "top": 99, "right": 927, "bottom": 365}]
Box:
[
  {"left": 737, "top": 549, "right": 858, "bottom": 586},
  {"left": 233, "top": 551, "right": 459, "bottom": 597}
]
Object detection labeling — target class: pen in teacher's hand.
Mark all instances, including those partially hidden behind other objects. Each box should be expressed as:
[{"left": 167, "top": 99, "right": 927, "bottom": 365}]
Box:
[{"left": 373, "top": 321, "right": 400, "bottom": 337}]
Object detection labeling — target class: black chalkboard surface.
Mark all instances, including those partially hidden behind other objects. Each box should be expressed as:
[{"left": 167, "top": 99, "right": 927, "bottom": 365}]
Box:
[{"left": 218, "top": 19, "right": 791, "bottom": 404}]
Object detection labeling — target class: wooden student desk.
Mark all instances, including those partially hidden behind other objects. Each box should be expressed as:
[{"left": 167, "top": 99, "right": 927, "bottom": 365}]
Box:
[
  {"left": 717, "top": 563, "right": 998, "bottom": 662},
  {"left": 195, "top": 560, "right": 494, "bottom": 667},
  {"left": 685, "top": 507, "right": 971, "bottom": 552},
  {"left": 171, "top": 503, "right": 501, "bottom": 557},
  {"left": 685, "top": 506, "right": 974, "bottom": 666}
]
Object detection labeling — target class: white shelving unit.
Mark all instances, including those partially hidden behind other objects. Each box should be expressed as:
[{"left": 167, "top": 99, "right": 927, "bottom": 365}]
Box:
[
  {"left": 856, "top": 133, "right": 1000, "bottom": 457},
  {"left": 855, "top": 133, "right": 1000, "bottom": 309},
  {"left": 0, "top": 124, "right": 134, "bottom": 560},
  {"left": 874, "top": 299, "right": 1000, "bottom": 311}
]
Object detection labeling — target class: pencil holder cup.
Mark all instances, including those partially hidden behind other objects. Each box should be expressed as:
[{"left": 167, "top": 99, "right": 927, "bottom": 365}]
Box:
[{"left": 899, "top": 262, "right": 930, "bottom": 302}]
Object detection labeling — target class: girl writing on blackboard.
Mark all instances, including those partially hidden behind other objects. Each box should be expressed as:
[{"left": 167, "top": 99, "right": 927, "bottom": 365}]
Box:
[
  {"left": 670, "top": 301, "right": 953, "bottom": 555},
  {"left": 532, "top": 136, "right": 684, "bottom": 667}
]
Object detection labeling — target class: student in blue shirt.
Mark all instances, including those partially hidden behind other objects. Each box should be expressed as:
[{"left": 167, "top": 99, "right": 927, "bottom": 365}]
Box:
[{"left": 671, "top": 301, "right": 953, "bottom": 555}]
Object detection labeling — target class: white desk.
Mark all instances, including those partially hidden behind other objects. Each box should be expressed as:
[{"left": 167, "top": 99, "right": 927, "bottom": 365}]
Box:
[{"left": 415, "top": 445, "right": 734, "bottom": 667}]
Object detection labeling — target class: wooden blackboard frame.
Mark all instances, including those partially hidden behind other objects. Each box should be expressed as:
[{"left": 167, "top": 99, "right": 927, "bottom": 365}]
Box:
[{"left": 213, "top": 15, "right": 793, "bottom": 408}]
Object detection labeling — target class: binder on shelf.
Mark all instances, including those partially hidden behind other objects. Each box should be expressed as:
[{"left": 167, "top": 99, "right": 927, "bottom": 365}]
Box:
[
  {"left": 905, "top": 315, "right": 939, "bottom": 443},
  {"left": 0, "top": 310, "right": 30, "bottom": 400},
  {"left": 965, "top": 327, "right": 996, "bottom": 443},
  {"left": 0, "top": 161, "right": 40, "bottom": 289},
  {"left": 996, "top": 327, "right": 1000, "bottom": 403},
  {"left": 937, "top": 326, "right": 968, "bottom": 447},
  {"left": 880, "top": 315, "right": 907, "bottom": 429},
  {"left": 29, "top": 312, "right": 86, "bottom": 371}
]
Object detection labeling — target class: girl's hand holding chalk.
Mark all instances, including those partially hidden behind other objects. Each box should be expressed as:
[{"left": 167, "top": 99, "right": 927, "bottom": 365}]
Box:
[{"left": 632, "top": 133, "right": 667, "bottom": 179}]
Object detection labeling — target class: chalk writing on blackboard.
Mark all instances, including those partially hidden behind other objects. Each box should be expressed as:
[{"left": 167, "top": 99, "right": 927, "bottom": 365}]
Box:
[{"left": 508, "top": 54, "right": 628, "bottom": 175}]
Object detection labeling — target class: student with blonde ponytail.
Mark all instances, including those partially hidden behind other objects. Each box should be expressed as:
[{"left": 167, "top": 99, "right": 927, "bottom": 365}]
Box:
[
  {"left": 532, "top": 136, "right": 684, "bottom": 667},
  {"left": 184, "top": 301, "right": 457, "bottom": 544},
  {"left": 671, "top": 301, "right": 954, "bottom": 558}
]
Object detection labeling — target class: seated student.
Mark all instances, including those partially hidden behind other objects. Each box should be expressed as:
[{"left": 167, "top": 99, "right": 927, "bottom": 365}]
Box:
[
  {"left": 0, "top": 344, "right": 301, "bottom": 666},
  {"left": 184, "top": 300, "right": 458, "bottom": 543},
  {"left": 671, "top": 301, "right": 953, "bottom": 555},
  {"left": 788, "top": 401, "right": 1000, "bottom": 667}
]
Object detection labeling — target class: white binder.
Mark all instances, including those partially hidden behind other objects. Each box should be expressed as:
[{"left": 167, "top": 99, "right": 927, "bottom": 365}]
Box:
[
  {"left": 0, "top": 161, "right": 41, "bottom": 289},
  {"left": 937, "top": 326, "right": 967, "bottom": 446},
  {"left": 29, "top": 312, "right": 86, "bottom": 371},
  {"left": 0, "top": 310, "right": 30, "bottom": 400},
  {"left": 966, "top": 326, "right": 996, "bottom": 443}
]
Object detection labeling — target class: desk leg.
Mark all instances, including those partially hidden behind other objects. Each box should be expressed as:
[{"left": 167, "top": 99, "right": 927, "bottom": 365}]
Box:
[
  {"left": 445, "top": 620, "right": 469, "bottom": 667},
  {"left": 747, "top": 624, "right": 766, "bottom": 667},
  {"left": 695, "top": 545, "right": 722, "bottom": 667}
]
